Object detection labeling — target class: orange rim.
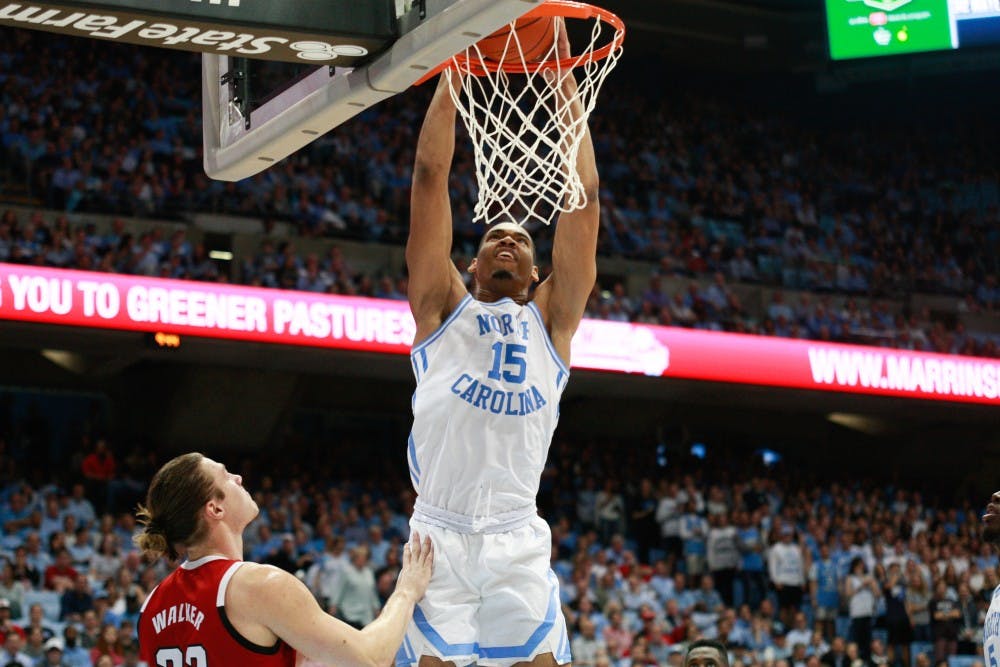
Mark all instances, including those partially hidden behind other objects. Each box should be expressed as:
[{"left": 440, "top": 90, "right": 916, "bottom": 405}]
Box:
[{"left": 416, "top": 0, "right": 624, "bottom": 83}]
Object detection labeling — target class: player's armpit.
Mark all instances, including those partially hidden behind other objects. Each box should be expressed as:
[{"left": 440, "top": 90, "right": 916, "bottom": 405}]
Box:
[{"left": 407, "top": 258, "right": 467, "bottom": 346}]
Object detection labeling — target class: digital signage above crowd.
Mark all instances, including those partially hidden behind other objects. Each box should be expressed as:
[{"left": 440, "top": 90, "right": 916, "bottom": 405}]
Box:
[
  {"left": 825, "top": 0, "right": 1000, "bottom": 61},
  {"left": 0, "top": 264, "right": 997, "bottom": 405}
]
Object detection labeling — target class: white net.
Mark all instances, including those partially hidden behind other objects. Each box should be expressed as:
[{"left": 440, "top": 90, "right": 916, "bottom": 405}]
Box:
[{"left": 443, "top": 5, "right": 624, "bottom": 226}]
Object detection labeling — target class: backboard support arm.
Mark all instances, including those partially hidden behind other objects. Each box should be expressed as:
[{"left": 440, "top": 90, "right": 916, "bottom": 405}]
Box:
[{"left": 202, "top": 0, "right": 543, "bottom": 181}]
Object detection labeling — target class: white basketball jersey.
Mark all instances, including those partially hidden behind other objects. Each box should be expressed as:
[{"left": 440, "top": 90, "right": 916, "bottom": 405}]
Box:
[
  {"left": 408, "top": 295, "right": 569, "bottom": 528},
  {"left": 985, "top": 585, "right": 1000, "bottom": 667}
]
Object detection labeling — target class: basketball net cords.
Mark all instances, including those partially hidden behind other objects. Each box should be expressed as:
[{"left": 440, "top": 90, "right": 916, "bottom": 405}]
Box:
[{"left": 444, "top": 16, "right": 623, "bottom": 226}]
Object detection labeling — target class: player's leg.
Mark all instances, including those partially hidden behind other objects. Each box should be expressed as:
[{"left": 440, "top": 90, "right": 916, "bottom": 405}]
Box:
[
  {"left": 399, "top": 519, "right": 480, "bottom": 667},
  {"left": 477, "top": 517, "right": 572, "bottom": 667}
]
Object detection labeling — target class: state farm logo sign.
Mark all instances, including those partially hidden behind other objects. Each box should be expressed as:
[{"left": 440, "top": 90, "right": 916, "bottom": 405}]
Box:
[{"left": 0, "top": 3, "right": 372, "bottom": 63}]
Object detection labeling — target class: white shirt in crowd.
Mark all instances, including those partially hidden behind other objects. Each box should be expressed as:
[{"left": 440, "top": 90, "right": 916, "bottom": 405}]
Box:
[
  {"left": 768, "top": 540, "right": 805, "bottom": 586},
  {"left": 329, "top": 561, "right": 380, "bottom": 626},
  {"left": 707, "top": 525, "right": 740, "bottom": 571},
  {"left": 309, "top": 549, "right": 350, "bottom": 604},
  {"left": 847, "top": 574, "right": 877, "bottom": 618},
  {"left": 655, "top": 494, "right": 680, "bottom": 539}
]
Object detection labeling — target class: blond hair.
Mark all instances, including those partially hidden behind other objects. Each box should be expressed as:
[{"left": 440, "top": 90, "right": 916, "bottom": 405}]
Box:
[{"left": 134, "top": 453, "right": 223, "bottom": 560}]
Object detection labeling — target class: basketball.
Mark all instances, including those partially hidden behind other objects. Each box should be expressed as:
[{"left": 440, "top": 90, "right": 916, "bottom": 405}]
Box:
[{"left": 476, "top": 15, "right": 556, "bottom": 64}]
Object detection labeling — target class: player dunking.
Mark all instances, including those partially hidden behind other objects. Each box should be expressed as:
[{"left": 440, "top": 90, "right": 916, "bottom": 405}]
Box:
[
  {"left": 135, "top": 453, "right": 433, "bottom": 666},
  {"left": 400, "top": 24, "right": 598, "bottom": 667},
  {"left": 982, "top": 490, "right": 1000, "bottom": 667}
]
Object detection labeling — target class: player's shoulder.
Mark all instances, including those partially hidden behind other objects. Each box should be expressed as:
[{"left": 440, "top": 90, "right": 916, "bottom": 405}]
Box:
[
  {"left": 228, "top": 561, "right": 296, "bottom": 599},
  {"left": 231, "top": 561, "right": 290, "bottom": 585}
]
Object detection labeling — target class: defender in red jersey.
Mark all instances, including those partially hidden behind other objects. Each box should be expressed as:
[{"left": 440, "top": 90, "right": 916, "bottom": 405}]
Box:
[
  {"left": 135, "top": 453, "right": 433, "bottom": 667},
  {"left": 139, "top": 555, "right": 297, "bottom": 667}
]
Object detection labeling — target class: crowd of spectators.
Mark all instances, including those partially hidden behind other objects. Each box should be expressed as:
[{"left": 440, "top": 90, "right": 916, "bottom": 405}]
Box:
[
  {"left": 0, "top": 28, "right": 997, "bottom": 667},
  {"left": 1, "top": 28, "right": 999, "bottom": 320},
  {"left": 584, "top": 274, "right": 999, "bottom": 358},
  {"left": 1, "top": 28, "right": 999, "bottom": 357},
  {"left": 539, "top": 461, "right": 992, "bottom": 667},
  {"left": 0, "top": 402, "right": 993, "bottom": 667},
  {"left": 0, "top": 205, "right": 996, "bottom": 357}
]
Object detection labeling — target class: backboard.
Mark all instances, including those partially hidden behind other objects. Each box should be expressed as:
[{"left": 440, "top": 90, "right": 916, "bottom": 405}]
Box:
[{"left": 202, "top": 0, "right": 546, "bottom": 181}]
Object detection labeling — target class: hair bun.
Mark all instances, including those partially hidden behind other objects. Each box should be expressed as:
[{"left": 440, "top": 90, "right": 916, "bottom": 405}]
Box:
[{"left": 134, "top": 531, "right": 168, "bottom": 559}]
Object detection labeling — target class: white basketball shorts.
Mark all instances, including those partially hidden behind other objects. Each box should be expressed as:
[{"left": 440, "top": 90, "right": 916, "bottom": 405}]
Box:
[{"left": 395, "top": 515, "right": 572, "bottom": 667}]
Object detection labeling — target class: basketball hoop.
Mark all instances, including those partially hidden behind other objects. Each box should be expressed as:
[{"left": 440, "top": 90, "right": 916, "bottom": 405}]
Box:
[{"left": 441, "top": 0, "right": 625, "bottom": 226}]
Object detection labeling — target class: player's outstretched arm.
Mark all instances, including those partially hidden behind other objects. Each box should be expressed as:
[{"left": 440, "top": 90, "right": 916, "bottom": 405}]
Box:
[
  {"left": 233, "top": 533, "right": 433, "bottom": 667},
  {"left": 407, "top": 73, "right": 469, "bottom": 345},
  {"left": 533, "top": 22, "right": 600, "bottom": 364}
]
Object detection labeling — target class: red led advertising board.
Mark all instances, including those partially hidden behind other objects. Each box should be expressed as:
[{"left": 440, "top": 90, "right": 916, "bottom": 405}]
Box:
[{"left": 0, "top": 264, "right": 996, "bottom": 405}]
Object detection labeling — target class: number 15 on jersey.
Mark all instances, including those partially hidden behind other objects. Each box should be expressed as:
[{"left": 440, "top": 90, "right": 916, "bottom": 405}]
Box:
[{"left": 488, "top": 342, "right": 527, "bottom": 384}]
